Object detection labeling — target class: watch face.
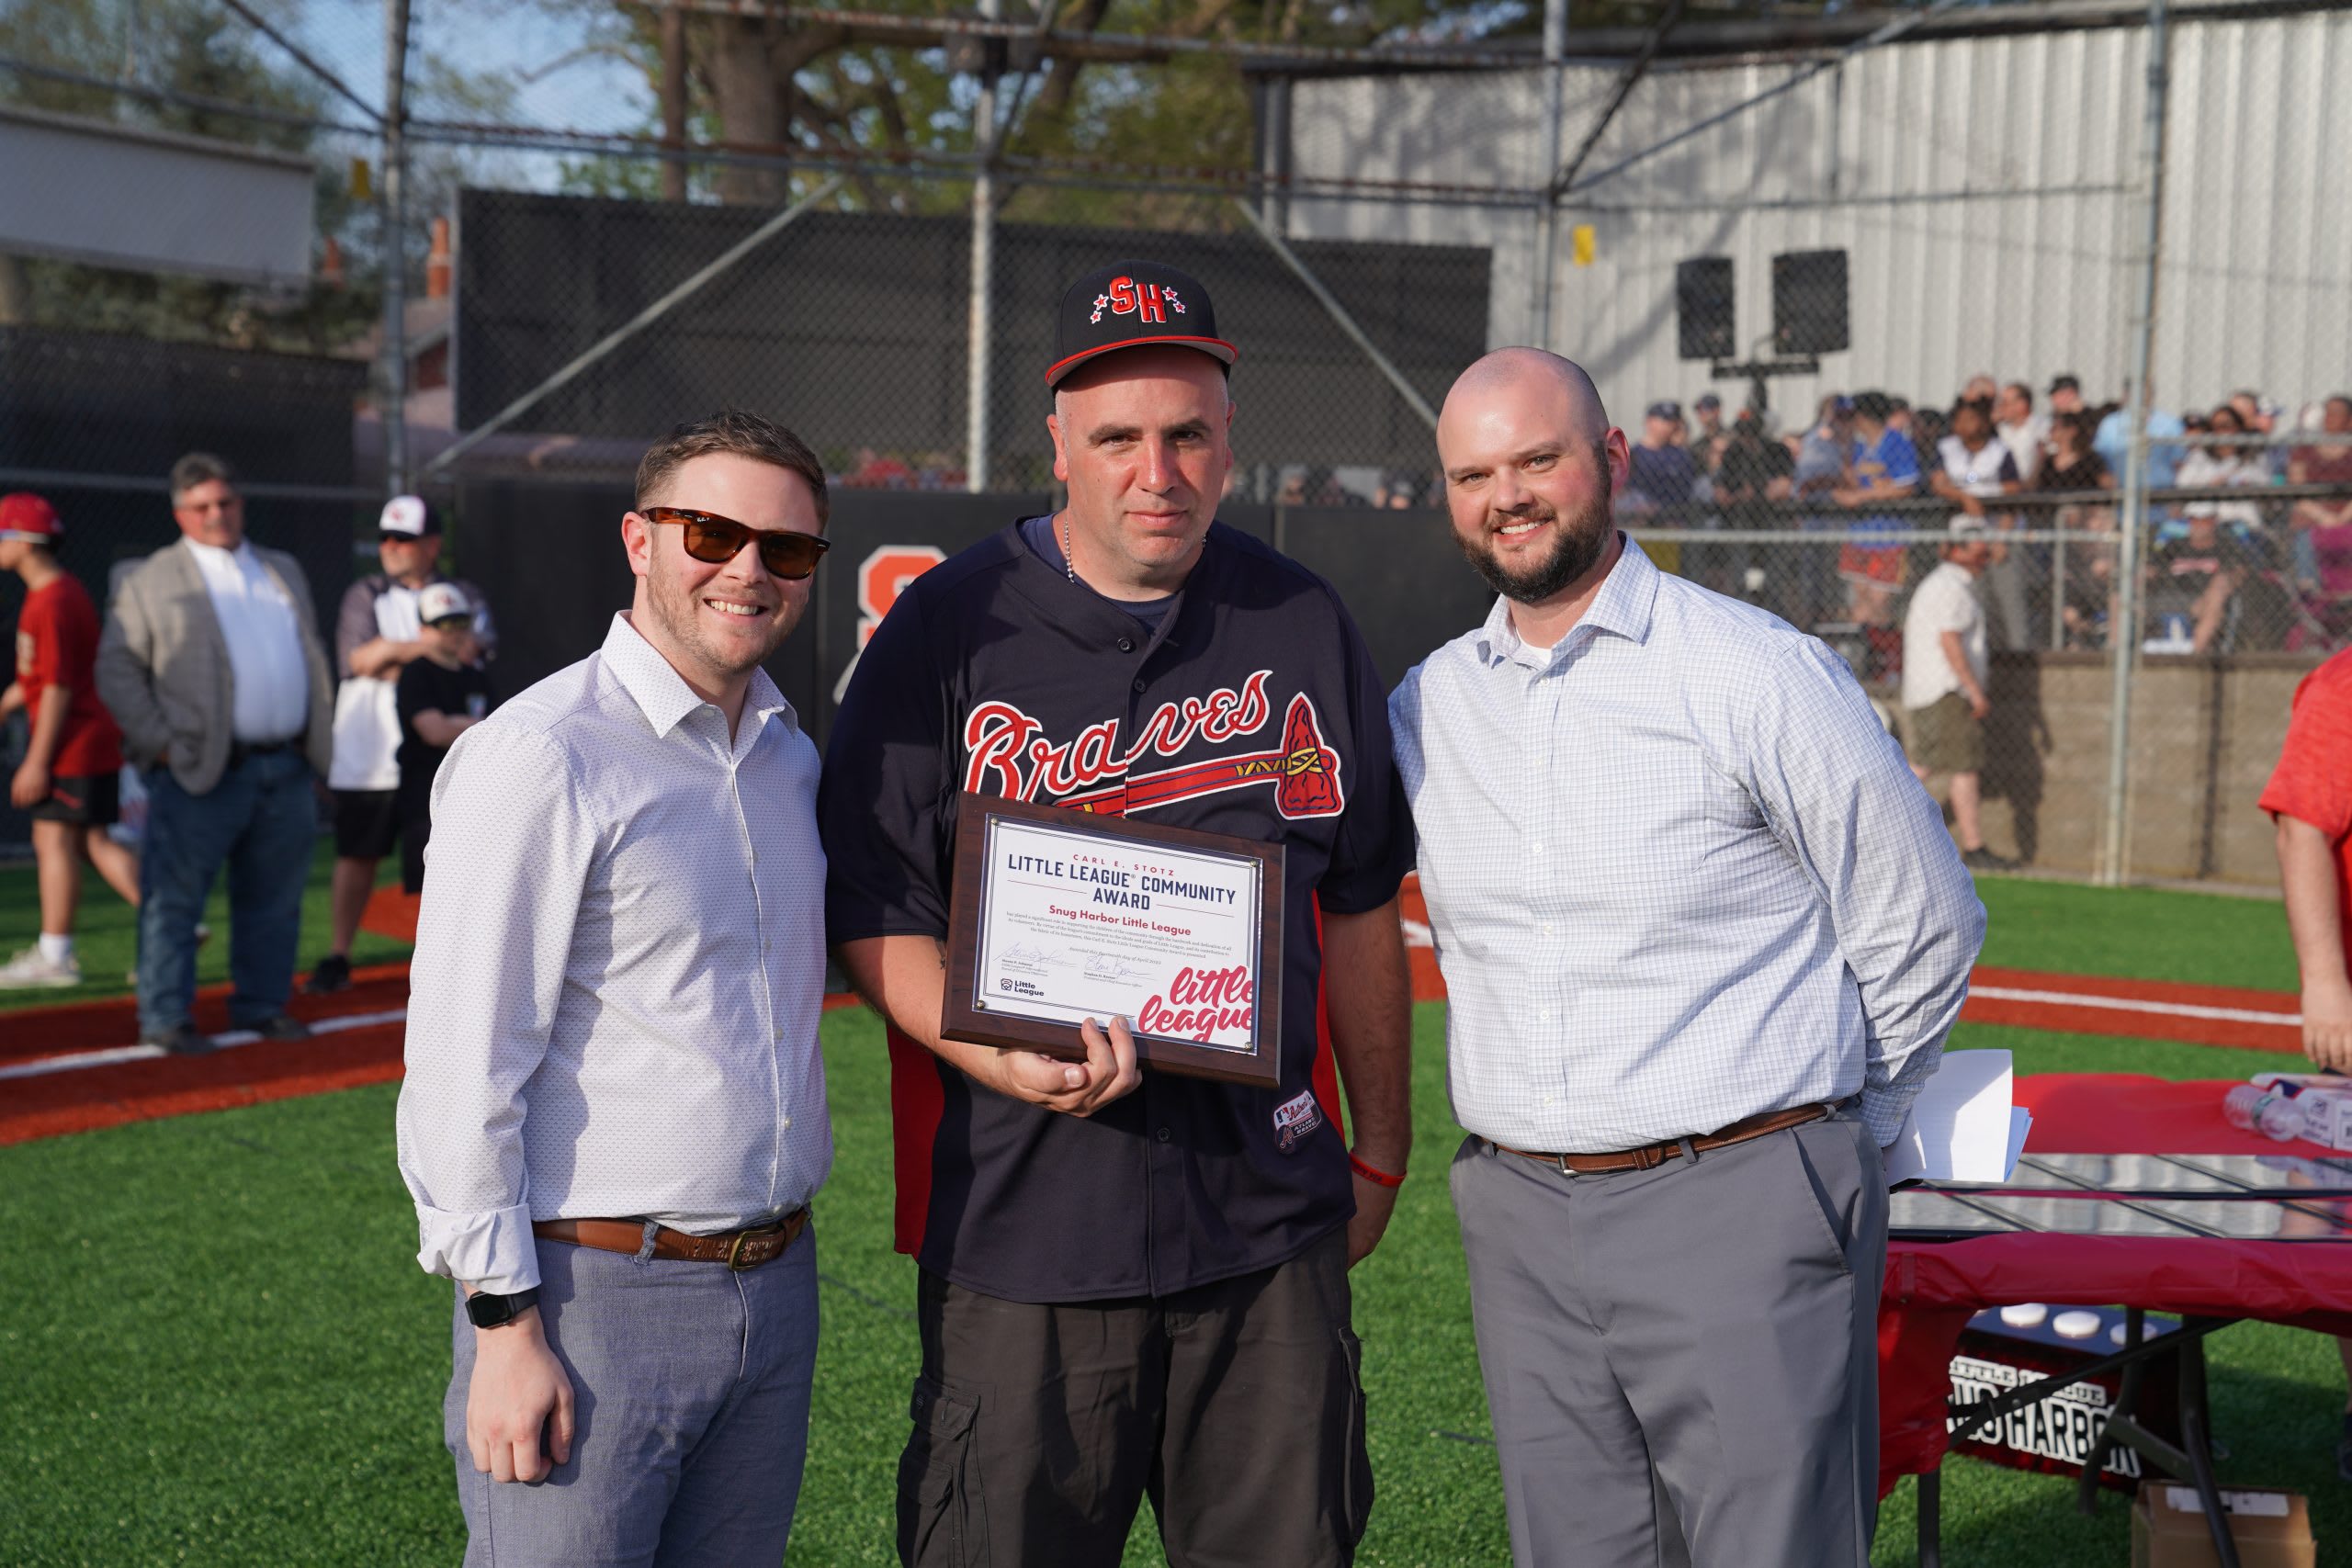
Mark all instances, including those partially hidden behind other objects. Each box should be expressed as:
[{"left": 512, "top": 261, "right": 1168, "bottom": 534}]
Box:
[{"left": 466, "top": 1292, "right": 514, "bottom": 1328}]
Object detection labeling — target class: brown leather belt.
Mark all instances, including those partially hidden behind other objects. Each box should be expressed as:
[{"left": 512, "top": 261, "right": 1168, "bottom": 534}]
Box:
[
  {"left": 533, "top": 1209, "right": 808, "bottom": 1270},
  {"left": 1495, "top": 1101, "right": 1840, "bottom": 1177}
]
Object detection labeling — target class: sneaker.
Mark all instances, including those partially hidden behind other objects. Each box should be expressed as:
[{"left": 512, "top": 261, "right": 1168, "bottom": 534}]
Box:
[
  {"left": 247, "top": 1014, "right": 313, "bottom": 1043},
  {"left": 304, "top": 954, "right": 352, "bottom": 995},
  {"left": 1961, "top": 846, "right": 2019, "bottom": 873},
  {"left": 141, "top": 1022, "right": 214, "bottom": 1056},
  {"left": 0, "top": 946, "right": 81, "bottom": 989}
]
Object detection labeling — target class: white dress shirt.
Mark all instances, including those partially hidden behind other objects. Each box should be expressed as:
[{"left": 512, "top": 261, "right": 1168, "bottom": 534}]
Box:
[
  {"left": 396, "top": 613, "right": 833, "bottom": 1294},
  {"left": 1901, "top": 560, "right": 1987, "bottom": 711},
  {"left": 183, "top": 537, "right": 311, "bottom": 742},
  {"left": 1389, "top": 538, "right": 1984, "bottom": 1154}
]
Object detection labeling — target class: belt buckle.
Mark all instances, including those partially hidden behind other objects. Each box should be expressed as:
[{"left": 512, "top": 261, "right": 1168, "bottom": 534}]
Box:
[{"left": 726, "top": 1230, "right": 757, "bottom": 1270}]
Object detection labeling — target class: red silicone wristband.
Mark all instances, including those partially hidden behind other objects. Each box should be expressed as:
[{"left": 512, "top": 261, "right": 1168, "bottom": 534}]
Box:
[{"left": 1349, "top": 1151, "right": 1407, "bottom": 1189}]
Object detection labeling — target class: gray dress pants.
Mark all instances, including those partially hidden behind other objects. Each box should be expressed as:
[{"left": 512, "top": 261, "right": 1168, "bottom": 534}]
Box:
[
  {"left": 1450, "top": 1109, "right": 1886, "bottom": 1568},
  {"left": 445, "top": 1225, "right": 820, "bottom": 1567}
]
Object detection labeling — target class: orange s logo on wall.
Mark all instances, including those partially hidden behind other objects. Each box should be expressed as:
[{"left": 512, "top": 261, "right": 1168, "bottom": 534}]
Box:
[{"left": 856, "top": 546, "right": 947, "bottom": 649}]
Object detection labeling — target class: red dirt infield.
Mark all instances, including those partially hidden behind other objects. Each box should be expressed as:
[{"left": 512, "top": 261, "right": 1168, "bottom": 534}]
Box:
[{"left": 0, "top": 881, "right": 2305, "bottom": 1146}]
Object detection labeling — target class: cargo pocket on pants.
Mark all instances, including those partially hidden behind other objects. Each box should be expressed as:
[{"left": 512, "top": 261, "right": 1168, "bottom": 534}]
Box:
[
  {"left": 1339, "top": 1326, "right": 1374, "bottom": 1549},
  {"left": 898, "top": 1376, "right": 988, "bottom": 1568}
]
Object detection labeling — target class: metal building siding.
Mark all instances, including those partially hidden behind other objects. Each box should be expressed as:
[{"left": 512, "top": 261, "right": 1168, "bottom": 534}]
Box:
[{"left": 1288, "top": 14, "right": 2345, "bottom": 428}]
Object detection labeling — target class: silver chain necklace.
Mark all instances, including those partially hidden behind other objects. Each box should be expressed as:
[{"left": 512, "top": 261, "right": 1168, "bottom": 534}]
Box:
[{"left": 1061, "top": 514, "right": 1076, "bottom": 583}]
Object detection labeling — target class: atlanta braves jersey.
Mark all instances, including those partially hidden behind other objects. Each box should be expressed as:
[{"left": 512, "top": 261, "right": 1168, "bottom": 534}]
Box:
[{"left": 820, "top": 519, "right": 1413, "bottom": 1303}]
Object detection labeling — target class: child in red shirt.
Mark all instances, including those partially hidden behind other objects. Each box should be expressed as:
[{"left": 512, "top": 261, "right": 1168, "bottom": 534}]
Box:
[
  {"left": 2259, "top": 643, "right": 2352, "bottom": 1479},
  {"left": 0, "top": 493, "right": 141, "bottom": 987}
]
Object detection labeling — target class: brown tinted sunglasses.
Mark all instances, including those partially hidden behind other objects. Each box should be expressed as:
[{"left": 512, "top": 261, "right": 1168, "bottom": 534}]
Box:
[{"left": 642, "top": 506, "right": 831, "bottom": 580}]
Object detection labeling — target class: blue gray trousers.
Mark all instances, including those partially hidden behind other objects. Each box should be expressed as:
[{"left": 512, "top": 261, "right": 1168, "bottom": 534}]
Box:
[
  {"left": 1450, "top": 1109, "right": 1886, "bottom": 1568},
  {"left": 446, "top": 1226, "right": 820, "bottom": 1567},
  {"left": 137, "top": 750, "right": 316, "bottom": 1036}
]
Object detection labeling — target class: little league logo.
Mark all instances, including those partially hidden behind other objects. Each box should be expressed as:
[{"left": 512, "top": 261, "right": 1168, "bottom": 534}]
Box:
[{"left": 1089, "top": 276, "right": 1189, "bottom": 325}]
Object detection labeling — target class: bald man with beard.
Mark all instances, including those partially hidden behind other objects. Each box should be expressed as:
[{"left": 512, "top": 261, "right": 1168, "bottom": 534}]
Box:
[{"left": 1387, "top": 350, "right": 1984, "bottom": 1568}]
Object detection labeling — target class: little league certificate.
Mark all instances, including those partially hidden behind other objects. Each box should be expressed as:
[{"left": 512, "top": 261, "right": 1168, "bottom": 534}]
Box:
[{"left": 940, "top": 792, "right": 1285, "bottom": 1086}]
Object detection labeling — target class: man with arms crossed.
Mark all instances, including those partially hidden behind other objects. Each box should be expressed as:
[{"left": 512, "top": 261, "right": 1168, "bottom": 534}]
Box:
[
  {"left": 397, "top": 410, "right": 834, "bottom": 1565},
  {"left": 2259, "top": 644, "right": 2352, "bottom": 1479},
  {"left": 821, "top": 261, "right": 1414, "bottom": 1566},
  {"left": 1390, "top": 349, "right": 1984, "bottom": 1568}
]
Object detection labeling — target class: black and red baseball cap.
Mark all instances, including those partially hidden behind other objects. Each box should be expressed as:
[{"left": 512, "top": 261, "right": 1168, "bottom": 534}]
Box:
[
  {"left": 1046, "top": 260, "right": 1237, "bottom": 389},
  {"left": 0, "top": 492, "right": 62, "bottom": 542}
]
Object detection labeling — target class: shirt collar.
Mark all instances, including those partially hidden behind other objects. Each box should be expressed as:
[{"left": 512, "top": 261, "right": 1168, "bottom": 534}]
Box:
[
  {"left": 182, "top": 536, "right": 254, "bottom": 570},
  {"left": 601, "top": 611, "right": 792, "bottom": 741},
  {"left": 1476, "top": 532, "right": 1659, "bottom": 667}
]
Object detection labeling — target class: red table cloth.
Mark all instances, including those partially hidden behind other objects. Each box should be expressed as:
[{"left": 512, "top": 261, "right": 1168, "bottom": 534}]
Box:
[{"left": 1874, "top": 1074, "right": 2352, "bottom": 1487}]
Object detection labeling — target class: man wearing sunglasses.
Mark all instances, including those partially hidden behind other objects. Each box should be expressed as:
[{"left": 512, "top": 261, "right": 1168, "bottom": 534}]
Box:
[
  {"left": 398, "top": 410, "right": 834, "bottom": 1567},
  {"left": 821, "top": 262, "right": 1416, "bottom": 1566}
]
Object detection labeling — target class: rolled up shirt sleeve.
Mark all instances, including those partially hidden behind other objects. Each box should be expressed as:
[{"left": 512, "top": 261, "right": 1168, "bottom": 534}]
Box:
[
  {"left": 1743, "top": 638, "right": 1987, "bottom": 1145},
  {"left": 394, "top": 723, "right": 597, "bottom": 1293}
]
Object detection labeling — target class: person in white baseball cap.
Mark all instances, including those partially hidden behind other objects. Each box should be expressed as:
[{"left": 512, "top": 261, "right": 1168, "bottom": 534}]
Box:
[
  {"left": 392, "top": 580, "right": 492, "bottom": 895},
  {"left": 311, "top": 495, "right": 494, "bottom": 993}
]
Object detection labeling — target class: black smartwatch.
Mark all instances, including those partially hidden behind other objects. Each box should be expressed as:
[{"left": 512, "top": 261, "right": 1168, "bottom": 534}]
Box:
[{"left": 464, "top": 1287, "right": 539, "bottom": 1329}]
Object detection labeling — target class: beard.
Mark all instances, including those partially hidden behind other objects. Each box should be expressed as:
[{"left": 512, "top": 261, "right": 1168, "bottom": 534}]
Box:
[{"left": 1454, "top": 465, "right": 1613, "bottom": 605}]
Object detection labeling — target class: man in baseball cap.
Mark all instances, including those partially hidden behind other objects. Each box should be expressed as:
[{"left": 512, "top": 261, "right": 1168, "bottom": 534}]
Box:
[
  {"left": 0, "top": 493, "right": 141, "bottom": 987},
  {"left": 311, "top": 494, "right": 495, "bottom": 994},
  {"left": 821, "top": 259, "right": 1414, "bottom": 1565}
]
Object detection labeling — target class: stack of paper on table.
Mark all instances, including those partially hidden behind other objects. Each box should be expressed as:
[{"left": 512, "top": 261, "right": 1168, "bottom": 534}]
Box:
[{"left": 1883, "top": 1048, "right": 2030, "bottom": 1187}]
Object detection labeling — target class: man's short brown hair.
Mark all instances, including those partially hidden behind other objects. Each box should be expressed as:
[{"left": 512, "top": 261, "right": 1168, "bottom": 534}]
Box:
[
  {"left": 169, "top": 452, "right": 236, "bottom": 502},
  {"left": 634, "top": 410, "right": 830, "bottom": 526}
]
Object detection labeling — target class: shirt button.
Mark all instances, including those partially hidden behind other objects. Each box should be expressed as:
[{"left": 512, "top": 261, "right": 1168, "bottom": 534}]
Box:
[
  {"left": 781, "top": 1116, "right": 792, "bottom": 1130},
  {"left": 1134, "top": 679, "right": 1147, "bottom": 693},
  {"left": 1532, "top": 842, "right": 1545, "bottom": 854},
  {"left": 1542, "top": 922, "right": 1555, "bottom": 935},
  {"left": 1156, "top": 1125, "right": 1172, "bottom": 1144},
  {"left": 1118, "top": 637, "right": 1136, "bottom": 653}
]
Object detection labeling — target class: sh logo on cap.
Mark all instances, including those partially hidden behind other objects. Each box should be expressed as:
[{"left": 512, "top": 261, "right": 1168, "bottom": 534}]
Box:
[{"left": 1047, "top": 259, "right": 1236, "bottom": 389}]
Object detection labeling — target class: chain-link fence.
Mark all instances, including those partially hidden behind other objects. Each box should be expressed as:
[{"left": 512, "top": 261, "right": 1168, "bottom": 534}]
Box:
[{"left": 2, "top": 0, "right": 2347, "bottom": 886}]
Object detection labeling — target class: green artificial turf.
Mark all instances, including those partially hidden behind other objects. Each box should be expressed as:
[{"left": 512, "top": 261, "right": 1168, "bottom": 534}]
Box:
[
  {"left": 1973, "top": 876, "right": 2299, "bottom": 994},
  {"left": 2, "top": 1005, "right": 2344, "bottom": 1568},
  {"left": 0, "top": 862, "right": 2333, "bottom": 1563},
  {"left": 0, "top": 840, "right": 414, "bottom": 1013}
]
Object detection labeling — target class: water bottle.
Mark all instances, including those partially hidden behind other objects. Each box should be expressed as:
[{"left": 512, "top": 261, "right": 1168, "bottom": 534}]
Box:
[{"left": 2222, "top": 1082, "right": 2302, "bottom": 1141}]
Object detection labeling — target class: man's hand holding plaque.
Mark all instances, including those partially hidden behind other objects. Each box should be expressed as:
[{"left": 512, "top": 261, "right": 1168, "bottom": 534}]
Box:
[{"left": 974, "top": 1013, "right": 1144, "bottom": 1117}]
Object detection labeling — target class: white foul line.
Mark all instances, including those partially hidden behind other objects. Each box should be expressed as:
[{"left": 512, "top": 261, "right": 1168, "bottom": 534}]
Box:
[
  {"left": 1970, "top": 986, "right": 2300, "bottom": 1029},
  {"left": 0, "top": 1008, "right": 410, "bottom": 1082}
]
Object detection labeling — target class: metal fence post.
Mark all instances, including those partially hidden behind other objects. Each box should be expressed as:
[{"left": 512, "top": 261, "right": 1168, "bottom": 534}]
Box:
[
  {"left": 965, "top": 0, "right": 1001, "bottom": 495},
  {"left": 379, "top": 0, "right": 412, "bottom": 497},
  {"left": 1529, "top": 0, "right": 1566, "bottom": 349},
  {"left": 2099, "top": 0, "right": 2171, "bottom": 886}
]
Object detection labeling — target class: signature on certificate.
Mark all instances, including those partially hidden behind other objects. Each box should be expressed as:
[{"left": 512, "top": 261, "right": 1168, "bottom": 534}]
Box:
[
  {"left": 1002, "top": 942, "right": 1067, "bottom": 972},
  {"left": 1083, "top": 953, "right": 1148, "bottom": 982}
]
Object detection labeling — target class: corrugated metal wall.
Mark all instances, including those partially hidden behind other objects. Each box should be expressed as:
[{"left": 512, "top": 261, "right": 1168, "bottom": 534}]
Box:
[{"left": 1288, "top": 10, "right": 2351, "bottom": 428}]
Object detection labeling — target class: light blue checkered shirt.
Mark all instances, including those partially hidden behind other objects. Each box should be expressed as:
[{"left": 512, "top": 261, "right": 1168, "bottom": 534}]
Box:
[{"left": 1389, "top": 537, "right": 1984, "bottom": 1153}]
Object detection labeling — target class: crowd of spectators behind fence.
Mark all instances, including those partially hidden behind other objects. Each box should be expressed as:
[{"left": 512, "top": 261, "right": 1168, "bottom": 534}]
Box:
[
  {"left": 1551, "top": 374, "right": 2352, "bottom": 674},
  {"left": 821, "top": 378, "right": 2352, "bottom": 674}
]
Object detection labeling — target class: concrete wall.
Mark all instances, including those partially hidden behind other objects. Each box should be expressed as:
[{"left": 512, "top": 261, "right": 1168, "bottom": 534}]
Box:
[{"left": 1975, "top": 653, "right": 2317, "bottom": 886}]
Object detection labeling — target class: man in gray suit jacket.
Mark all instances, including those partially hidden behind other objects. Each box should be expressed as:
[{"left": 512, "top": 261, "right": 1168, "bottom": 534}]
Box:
[{"left": 96, "top": 453, "right": 334, "bottom": 1054}]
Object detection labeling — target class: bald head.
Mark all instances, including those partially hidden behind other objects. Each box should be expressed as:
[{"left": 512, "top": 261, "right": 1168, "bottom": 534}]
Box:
[{"left": 1440, "top": 348, "right": 1611, "bottom": 453}]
